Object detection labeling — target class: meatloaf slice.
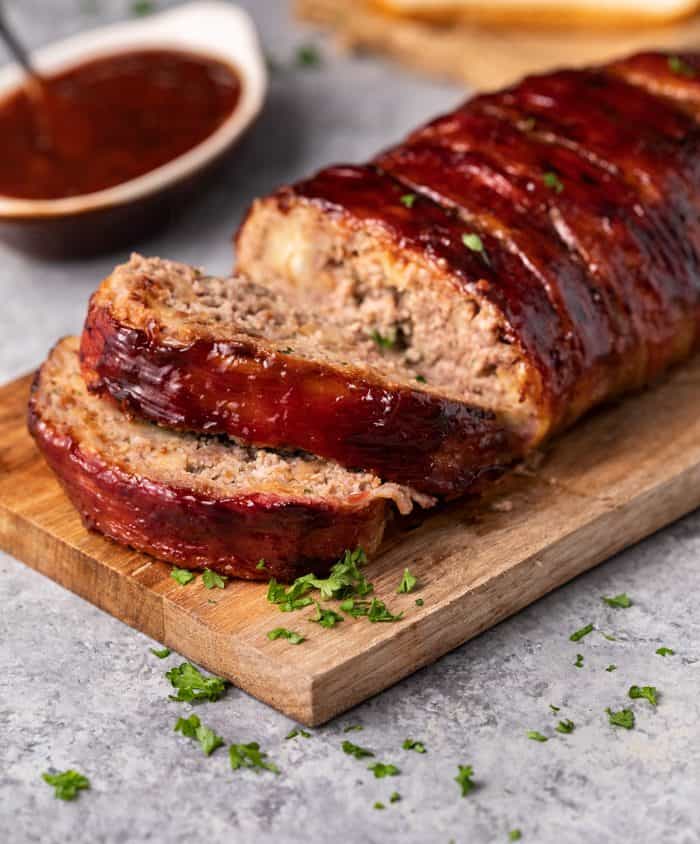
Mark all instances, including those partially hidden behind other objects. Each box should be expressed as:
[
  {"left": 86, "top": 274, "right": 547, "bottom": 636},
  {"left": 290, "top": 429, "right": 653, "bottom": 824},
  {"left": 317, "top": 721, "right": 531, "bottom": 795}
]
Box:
[
  {"left": 30, "top": 337, "right": 429, "bottom": 581},
  {"left": 81, "top": 254, "right": 522, "bottom": 497}
]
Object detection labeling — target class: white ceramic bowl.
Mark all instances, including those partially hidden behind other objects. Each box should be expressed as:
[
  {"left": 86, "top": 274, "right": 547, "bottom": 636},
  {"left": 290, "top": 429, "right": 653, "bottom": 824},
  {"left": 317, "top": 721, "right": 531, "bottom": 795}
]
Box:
[{"left": 0, "top": 1, "right": 267, "bottom": 257}]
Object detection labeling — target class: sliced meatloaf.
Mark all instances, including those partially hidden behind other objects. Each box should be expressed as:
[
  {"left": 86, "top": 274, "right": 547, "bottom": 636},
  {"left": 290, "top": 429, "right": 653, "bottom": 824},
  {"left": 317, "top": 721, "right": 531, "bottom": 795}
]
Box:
[
  {"left": 236, "top": 51, "right": 700, "bottom": 450},
  {"left": 30, "top": 338, "right": 432, "bottom": 581},
  {"left": 81, "top": 253, "right": 522, "bottom": 497}
]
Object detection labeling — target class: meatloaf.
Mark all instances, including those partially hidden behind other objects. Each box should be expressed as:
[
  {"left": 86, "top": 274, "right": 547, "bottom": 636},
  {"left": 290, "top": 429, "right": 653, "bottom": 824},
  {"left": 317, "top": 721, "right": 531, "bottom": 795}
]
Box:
[
  {"left": 30, "top": 337, "right": 433, "bottom": 580},
  {"left": 81, "top": 253, "right": 522, "bottom": 496},
  {"left": 236, "top": 51, "right": 700, "bottom": 453}
]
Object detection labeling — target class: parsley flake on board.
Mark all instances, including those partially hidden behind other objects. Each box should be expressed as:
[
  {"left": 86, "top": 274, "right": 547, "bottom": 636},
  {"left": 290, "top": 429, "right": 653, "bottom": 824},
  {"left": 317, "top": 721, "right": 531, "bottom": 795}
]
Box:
[
  {"left": 202, "top": 569, "right": 227, "bottom": 590},
  {"left": 574, "top": 654, "right": 584, "bottom": 668},
  {"left": 390, "top": 791, "right": 401, "bottom": 803},
  {"left": 373, "top": 801, "right": 386, "bottom": 810},
  {"left": 343, "top": 724, "right": 364, "bottom": 733},
  {"left": 371, "top": 328, "right": 397, "bottom": 351},
  {"left": 285, "top": 728, "right": 311, "bottom": 740},
  {"left": 367, "top": 598, "right": 404, "bottom": 623},
  {"left": 400, "top": 193, "right": 417, "bottom": 209},
  {"left": 549, "top": 704, "right": 560, "bottom": 713},
  {"left": 402, "top": 738, "right": 426, "bottom": 753},
  {"left": 229, "top": 742, "right": 279, "bottom": 774},
  {"left": 415, "top": 598, "right": 424, "bottom": 607},
  {"left": 397, "top": 568, "right": 417, "bottom": 594},
  {"left": 543, "top": 171, "right": 564, "bottom": 193},
  {"left": 669, "top": 55, "right": 696, "bottom": 77},
  {"left": 602, "top": 593, "right": 631, "bottom": 608},
  {"left": 267, "top": 628, "right": 305, "bottom": 645},
  {"left": 310, "top": 601, "right": 344, "bottom": 629},
  {"left": 455, "top": 765, "right": 476, "bottom": 796},
  {"left": 42, "top": 769, "right": 90, "bottom": 801},
  {"left": 150, "top": 647, "right": 171, "bottom": 659},
  {"left": 170, "top": 567, "right": 195, "bottom": 586},
  {"left": 174, "top": 714, "right": 224, "bottom": 756},
  {"left": 342, "top": 740, "right": 374, "bottom": 759},
  {"left": 509, "top": 831, "right": 522, "bottom": 842},
  {"left": 606, "top": 707, "right": 635, "bottom": 729},
  {"left": 266, "top": 577, "right": 314, "bottom": 612},
  {"left": 527, "top": 731, "right": 548, "bottom": 743},
  {"left": 629, "top": 685, "right": 658, "bottom": 706},
  {"left": 296, "top": 44, "right": 321, "bottom": 68},
  {"left": 368, "top": 762, "right": 400, "bottom": 779},
  {"left": 570, "top": 623, "right": 594, "bottom": 642},
  {"left": 656, "top": 647, "right": 674, "bottom": 657},
  {"left": 556, "top": 719, "right": 575, "bottom": 734},
  {"left": 606, "top": 664, "right": 617, "bottom": 672},
  {"left": 166, "top": 662, "right": 227, "bottom": 703}
]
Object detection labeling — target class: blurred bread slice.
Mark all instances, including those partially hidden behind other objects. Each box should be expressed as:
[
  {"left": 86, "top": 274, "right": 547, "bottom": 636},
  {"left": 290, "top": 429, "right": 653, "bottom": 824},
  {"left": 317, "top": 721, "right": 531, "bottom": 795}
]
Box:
[
  {"left": 298, "top": 0, "right": 700, "bottom": 88},
  {"left": 376, "top": 0, "right": 700, "bottom": 29}
]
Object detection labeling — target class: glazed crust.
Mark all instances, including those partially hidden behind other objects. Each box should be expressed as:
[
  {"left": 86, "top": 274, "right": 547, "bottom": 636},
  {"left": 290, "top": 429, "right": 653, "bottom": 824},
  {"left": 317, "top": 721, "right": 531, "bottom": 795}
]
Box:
[
  {"left": 29, "top": 341, "right": 390, "bottom": 581},
  {"left": 81, "top": 267, "right": 523, "bottom": 497}
]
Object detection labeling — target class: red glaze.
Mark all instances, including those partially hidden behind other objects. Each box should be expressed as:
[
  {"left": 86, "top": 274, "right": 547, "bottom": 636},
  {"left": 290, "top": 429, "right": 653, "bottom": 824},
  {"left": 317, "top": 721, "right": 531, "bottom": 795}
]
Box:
[
  {"left": 28, "top": 370, "right": 388, "bottom": 582},
  {"left": 81, "top": 300, "right": 521, "bottom": 497},
  {"left": 609, "top": 52, "right": 700, "bottom": 118}
]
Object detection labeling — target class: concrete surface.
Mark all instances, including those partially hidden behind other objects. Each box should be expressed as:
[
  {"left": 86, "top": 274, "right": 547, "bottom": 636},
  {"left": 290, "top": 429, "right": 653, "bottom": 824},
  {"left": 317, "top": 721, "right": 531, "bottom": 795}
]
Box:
[{"left": 0, "top": 2, "right": 699, "bottom": 843}]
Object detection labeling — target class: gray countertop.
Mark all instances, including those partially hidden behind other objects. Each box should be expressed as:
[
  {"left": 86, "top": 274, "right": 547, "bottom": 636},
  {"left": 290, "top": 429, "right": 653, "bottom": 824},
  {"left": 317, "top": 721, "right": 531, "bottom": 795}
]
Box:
[{"left": 1, "top": 3, "right": 699, "bottom": 843}]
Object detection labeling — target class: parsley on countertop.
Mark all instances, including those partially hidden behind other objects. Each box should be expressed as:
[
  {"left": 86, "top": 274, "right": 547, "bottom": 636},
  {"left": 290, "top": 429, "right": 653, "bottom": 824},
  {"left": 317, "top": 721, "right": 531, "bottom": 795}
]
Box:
[
  {"left": 402, "top": 738, "right": 426, "bottom": 753},
  {"left": 229, "top": 742, "right": 279, "bottom": 774},
  {"left": 368, "top": 762, "right": 400, "bottom": 778},
  {"left": 166, "top": 662, "right": 227, "bottom": 703},
  {"left": 342, "top": 740, "right": 374, "bottom": 759},
  {"left": 285, "top": 728, "right": 311, "bottom": 740},
  {"left": 556, "top": 719, "right": 575, "bottom": 734},
  {"left": 656, "top": 647, "right": 674, "bottom": 656},
  {"left": 42, "top": 769, "right": 90, "bottom": 801},
  {"left": 606, "top": 664, "right": 617, "bottom": 672},
  {"left": 390, "top": 791, "right": 401, "bottom": 803},
  {"left": 373, "top": 801, "right": 385, "bottom": 810},
  {"left": 570, "top": 623, "right": 594, "bottom": 642},
  {"left": 574, "top": 654, "right": 584, "bottom": 668},
  {"left": 602, "top": 593, "right": 631, "bottom": 608},
  {"left": 296, "top": 44, "right": 321, "bottom": 68},
  {"left": 174, "top": 714, "right": 223, "bottom": 756},
  {"left": 150, "top": 647, "right": 171, "bottom": 659},
  {"left": 455, "top": 765, "right": 476, "bottom": 796},
  {"left": 606, "top": 707, "right": 635, "bottom": 729},
  {"left": 629, "top": 685, "right": 658, "bottom": 706},
  {"left": 509, "top": 831, "right": 522, "bottom": 841},
  {"left": 267, "top": 628, "right": 305, "bottom": 645},
  {"left": 527, "top": 731, "right": 548, "bottom": 742},
  {"left": 343, "top": 724, "right": 364, "bottom": 733}
]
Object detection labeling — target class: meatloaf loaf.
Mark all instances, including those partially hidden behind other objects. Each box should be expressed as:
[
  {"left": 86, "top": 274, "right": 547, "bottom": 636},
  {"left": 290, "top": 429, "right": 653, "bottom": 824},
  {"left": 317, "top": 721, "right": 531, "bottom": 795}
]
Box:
[
  {"left": 30, "top": 337, "right": 432, "bottom": 580},
  {"left": 236, "top": 51, "right": 700, "bottom": 454},
  {"left": 81, "top": 253, "right": 522, "bottom": 496}
]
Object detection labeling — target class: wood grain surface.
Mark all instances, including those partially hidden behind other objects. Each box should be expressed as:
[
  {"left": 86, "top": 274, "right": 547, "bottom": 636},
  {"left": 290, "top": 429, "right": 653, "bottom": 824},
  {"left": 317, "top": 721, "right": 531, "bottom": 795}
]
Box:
[{"left": 2, "top": 362, "right": 700, "bottom": 725}]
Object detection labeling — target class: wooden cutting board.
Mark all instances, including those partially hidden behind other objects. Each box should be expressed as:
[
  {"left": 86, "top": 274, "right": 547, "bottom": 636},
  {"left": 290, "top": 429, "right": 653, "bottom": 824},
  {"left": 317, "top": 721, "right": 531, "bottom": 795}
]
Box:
[{"left": 2, "top": 363, "right": 700, "bottom": 726}]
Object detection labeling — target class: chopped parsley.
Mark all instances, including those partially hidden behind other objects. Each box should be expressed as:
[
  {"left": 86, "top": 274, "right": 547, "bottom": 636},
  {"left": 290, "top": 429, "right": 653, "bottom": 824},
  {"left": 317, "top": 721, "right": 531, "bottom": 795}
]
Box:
[
  {"left": 606, "top": 707, "right": 635, "bottom": 729},
  {"left": 368, "top": 762, "right": 400, "bottom": 778},
  {"left": 165, "top": 662, "right": 227, "bottom": 703},
  {"left": 574, "top": 654, "right": 584, "bottom": 668},
  {"left": 373, "top": 801, "right": 385, "bottom": 810},
  {"left": 629, "top": 685, "right": 658, "bottom": 706},
  {"left": 267, "top": 627, "right": 305, "bottom": 644},
  {"left": 367, "top": 598, "right": 404, "bottom": 623},
  {"left": 202, "top": 569, "right": 227, "bottom": 590},
  {"left": 602, "top": 593, "right": 631, "bottom": 608},
  {"left": 256, "top": 560, "right": 267, "bottom": 570},
  {"left": 656, "top": 647, "right": 674, "bottom": 656},
  {"left": 342, "top": 740, "right": 374, "bottom": 759},
  {"left": 229, "top": 742, "right": 279, "bottom": 774},
  {"left": 415, "top": 598, "right": 424, "bottom": 607},
  {"left": 669, "top": 55, "right": 696, "bottom": 77},
  {"left": 601, "top": 632, "right": 617, "bottom": 641},
  {"left": 131, "top": 0, "right": 154, "bottom": 15},
  {"left": 509, "top": 831, "right": 522, "bottom": 842},
  {"left": 606, "top": 664, "right": 617, "bottom": 672},
  {"left": 527, "top": 730, "right": 548, "bottom": 742},
  {"left": 549, "top": 704, "right": 560, "bottom": 713},
  {"left": 285, "top": 728, "right": 311, "bottom": 739},
  {"left": 569, "top": 623, "right": 594, "bottom": 642},
  {"left": 397, "top": 568, "right": 417, "bottom": 594},
  {"left": 170, "top": 567, "right": 195, "bottom": 586},
  {"left": 543, "top": 171, "right": 564, "bottom": 194},
  {"left": 371, "top": 328, "right": 397, "bottom": 351},
  {"left": 296, "top": 44, "right": 321, "bottom": 68},
  {"left": 174, "top": 714, "right": 224, "bottom": 756},
  {"left": 400, "top": 193, "right": 417, "bottom": 208},
  {"left": 343, "top": 724, "right": 364, "bottom": 733},
  {"left": 42, "top": 769, "right": 90, "bottom": 801},
  {"left": 455, "top": 764, "right": 476, "bottom": 796},
  {"left": 310, "top": 601, "right": 344, "bottom": 629},
  {"left": 390, "top": 791, "right": 401, "bottom": 803},
  {"left": 462, "top": 232, "right": 490, "bottom": 264},
  {"left": 150, "top": 647, "right": 171, "bottom": 659},
  {"left": 556, "top": 719, "right": 575, "bottom": 734},
  {"left": 267, "top": 577, "right": 315, "bottom": 612},
  {"left": 415, "top": 375, "right": 427, "bottom": 384},
  {"left": 402, "top": 738, "right": 426, "bottom": 753}
]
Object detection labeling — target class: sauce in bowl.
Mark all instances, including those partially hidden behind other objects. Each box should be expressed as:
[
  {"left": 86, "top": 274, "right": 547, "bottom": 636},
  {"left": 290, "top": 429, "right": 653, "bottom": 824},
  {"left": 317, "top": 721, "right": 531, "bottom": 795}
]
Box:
[{"left": 0, "top": 49, "right": 241, "bottom": 200}]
